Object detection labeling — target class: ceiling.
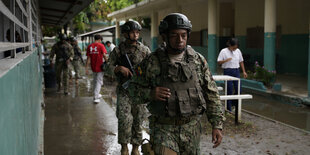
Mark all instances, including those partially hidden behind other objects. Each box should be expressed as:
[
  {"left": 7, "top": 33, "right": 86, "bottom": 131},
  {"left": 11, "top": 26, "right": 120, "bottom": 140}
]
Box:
[{"left": 39, "top": 0, "right": 94, "bottom": 26}]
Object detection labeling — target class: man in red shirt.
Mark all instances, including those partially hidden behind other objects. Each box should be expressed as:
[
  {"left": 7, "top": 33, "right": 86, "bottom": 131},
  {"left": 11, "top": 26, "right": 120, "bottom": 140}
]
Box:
[{"left": 85, "top": 34, "right": 108, "bottom": 103}]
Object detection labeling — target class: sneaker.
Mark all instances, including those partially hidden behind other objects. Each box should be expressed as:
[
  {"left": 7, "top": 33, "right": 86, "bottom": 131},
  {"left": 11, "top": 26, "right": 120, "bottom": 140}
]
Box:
[{"left": 94, "top": 99, "right": 100, "bottom": 103}]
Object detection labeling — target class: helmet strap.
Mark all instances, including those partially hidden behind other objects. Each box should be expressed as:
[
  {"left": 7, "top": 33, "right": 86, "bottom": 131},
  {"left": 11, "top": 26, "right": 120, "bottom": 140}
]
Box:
[{"left": 125, "top": 32, "right": 138, "bottom": 43}]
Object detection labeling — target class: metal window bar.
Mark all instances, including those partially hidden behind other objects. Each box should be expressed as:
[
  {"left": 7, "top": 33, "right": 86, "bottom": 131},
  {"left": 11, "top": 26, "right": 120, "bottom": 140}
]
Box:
[
  {"left": 0, "top": 0, "right": 39, "bottom": 59},
  {"left": 0, "top": 0, "right": 28, "bottom": 32},
  {"left": 16, "top": 0, "right": 28, "bottom": 18}
]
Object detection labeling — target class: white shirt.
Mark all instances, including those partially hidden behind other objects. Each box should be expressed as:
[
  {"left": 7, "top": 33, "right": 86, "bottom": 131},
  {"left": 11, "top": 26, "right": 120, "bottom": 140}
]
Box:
[
  {"left": 109, "top": 43, "right": 115, "bottom": 52},
  {"left": 217, "top": 47, "right": 244, "bottom": 69}
]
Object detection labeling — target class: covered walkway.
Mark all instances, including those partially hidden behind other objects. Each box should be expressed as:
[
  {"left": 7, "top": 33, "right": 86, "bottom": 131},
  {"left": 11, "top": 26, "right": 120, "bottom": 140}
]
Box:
[{"left": 43, "top": 76, "right": 150, "bottom": 155}]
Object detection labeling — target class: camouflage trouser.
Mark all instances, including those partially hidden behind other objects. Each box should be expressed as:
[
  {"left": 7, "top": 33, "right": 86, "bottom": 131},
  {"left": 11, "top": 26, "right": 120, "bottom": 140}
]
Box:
[
  {"left": 149, "top": 116, "right": 201, "bottom": 155},
  {"left": 116, "top": 89, "right": 144, "bottom": 145},
  {"left": 72, "top": 59, "right": 80, "bottom": 79},
  {"left": 55, "top": 61, "right": 69, "bottom": 93}
]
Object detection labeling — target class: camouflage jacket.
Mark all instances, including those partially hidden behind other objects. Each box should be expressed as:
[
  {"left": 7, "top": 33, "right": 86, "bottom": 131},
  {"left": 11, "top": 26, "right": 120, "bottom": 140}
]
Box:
[
  {"left": 129, "top": 45, "right": 224, "bottom": 129},
  {"left": 72, "top": 44, "right": 82, "bottom": 60},
  {"left": 50, "top": 41, "right": 74, "bottom": 62},
  {"left": 106, "top": 41, "right": 151, "bottom": 88}
]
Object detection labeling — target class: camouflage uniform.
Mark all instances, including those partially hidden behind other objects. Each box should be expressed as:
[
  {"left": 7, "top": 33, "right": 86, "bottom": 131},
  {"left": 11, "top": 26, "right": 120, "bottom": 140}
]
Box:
[
  {"left": 50, "top": 41, "right": 74, "bottom": 93},
  {"left": 107, "top": 41, "right": 151, "bottom": 145},
  {"left": 129, "top": 45, "right": 224, "bottom": 154},
  {"left": 72, "top": 44, "right": 82, "bottom": 79}
]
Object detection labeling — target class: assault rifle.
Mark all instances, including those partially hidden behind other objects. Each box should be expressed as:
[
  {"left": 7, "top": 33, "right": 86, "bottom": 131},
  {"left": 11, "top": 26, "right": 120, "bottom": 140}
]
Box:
[
  {"left": 74, "top": 48, "right": 85, "bottom": 65},
  {"left": 120, "top": 53, "right": 135, "bottom": 89}
]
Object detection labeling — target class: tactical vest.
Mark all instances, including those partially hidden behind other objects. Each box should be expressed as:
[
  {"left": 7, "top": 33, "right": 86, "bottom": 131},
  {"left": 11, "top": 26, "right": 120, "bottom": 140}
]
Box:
[
  {"left": 149, "top": 47, "right": 206, "bottom": 117},
  {"left": 116, "top": 42, "right": 147, "bottom": 85},
  {"left": 55, "top": 42, "right": 71, "bottom": 62}
]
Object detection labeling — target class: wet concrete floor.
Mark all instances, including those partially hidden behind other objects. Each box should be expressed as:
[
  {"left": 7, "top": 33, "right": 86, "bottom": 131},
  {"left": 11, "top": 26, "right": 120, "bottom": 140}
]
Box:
[
  {"left": 44, "top": 78, "right": 121, "bottom": 155},
  {"left": 243, "top": 94, "right": 310, "bottom": 132},
  {"left": 44, "top": 77, "right": 149, "bottom": 155}
]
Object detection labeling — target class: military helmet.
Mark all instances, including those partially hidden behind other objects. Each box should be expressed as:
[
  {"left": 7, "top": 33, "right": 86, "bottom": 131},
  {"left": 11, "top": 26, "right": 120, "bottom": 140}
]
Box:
[
  {"left": 59, "top": 34, "right": 67, "bottom": 41},
  {"left": 159, "top": 13, "right": 192, "bottom": 35},
  {"left": 121, "top": 20, "right": 142, "bottom": 34},
  {"left": 69, "top": 37, "right": 77, "bottom": 42}
]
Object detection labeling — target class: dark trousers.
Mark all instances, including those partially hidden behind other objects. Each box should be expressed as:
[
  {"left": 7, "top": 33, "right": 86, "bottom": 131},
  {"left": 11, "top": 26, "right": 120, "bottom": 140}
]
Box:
[{"left": 223, "top": 68, "right": 241, "bottom": 111}]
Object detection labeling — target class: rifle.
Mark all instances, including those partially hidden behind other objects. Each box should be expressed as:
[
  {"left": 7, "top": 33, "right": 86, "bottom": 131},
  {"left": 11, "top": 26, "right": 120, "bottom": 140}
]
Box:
[
  {"left": 74, "top": 47, "right": 85, "bottom": 65},
  {"left": 120, "top": 53, "right": 135, "bottom": 89}
]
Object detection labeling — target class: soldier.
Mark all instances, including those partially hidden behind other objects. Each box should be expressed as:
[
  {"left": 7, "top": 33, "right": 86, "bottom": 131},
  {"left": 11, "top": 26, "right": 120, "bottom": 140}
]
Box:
[
  {"left": 106, "top": 20, "right": 151, "bottom": 155},
  {"left": 70, "top": 37, "right": 83, "bottom": 84},
  {"left": 128, "top": 13, "right": 225, "bottom": 154},
  {"left": 50, "top": 34, "right": 74, "bottom": 95}
]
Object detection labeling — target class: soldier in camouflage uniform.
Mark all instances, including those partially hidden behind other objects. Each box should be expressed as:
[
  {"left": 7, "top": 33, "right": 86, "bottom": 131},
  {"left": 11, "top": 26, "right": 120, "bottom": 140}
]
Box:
[
  {"left": 70, "top": 37, "right": 83, "bottom": 83},
  {"left": 128, "top": 13, "right": 225, "bottom": 155},
  {"left": 106, "top": 20, "right": 151, "bottom": 155},
  {"left": 50, "top": 34, "right": 74, "bottom": 95}
]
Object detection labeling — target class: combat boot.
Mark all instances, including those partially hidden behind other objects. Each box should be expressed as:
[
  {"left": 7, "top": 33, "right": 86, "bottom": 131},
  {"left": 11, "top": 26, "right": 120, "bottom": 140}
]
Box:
[
  {"left": 121, "top": 144, "right": 129, "bottom": 155},
  {"left": 131, "top": 144, "right": 140, "bottom": 155}
]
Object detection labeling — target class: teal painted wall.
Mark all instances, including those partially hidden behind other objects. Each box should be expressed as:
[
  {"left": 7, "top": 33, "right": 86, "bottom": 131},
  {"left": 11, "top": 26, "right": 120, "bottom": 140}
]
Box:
[
  {"left": 0, "top": 50, "right": 44, "bottom": 155},
  {"left": 277, "top": 34, "right": 308, "bottom": 75},
  {"left": 151, "top": 37, "right": 158, "bottom": 52},
  {"left": 264, "top": 32, "right": 276, "bottom": 71},
  {"left": 208, "top": 34, "right": 218, "bottom": 73},
  {"left": 192, "top": 46, "right": 208, "bottom": 58},
  {"left": 236, "top": 34, "right": 308, "bottom": 76},
  {"left": 116, "top": 38, "right": 121, "bottom": 46}
]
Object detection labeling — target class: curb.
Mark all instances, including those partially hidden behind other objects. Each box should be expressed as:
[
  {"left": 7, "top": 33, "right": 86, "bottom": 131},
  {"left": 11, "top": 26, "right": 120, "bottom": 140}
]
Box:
[{"left": 237, "top": 79, "right": 310, "bottom": 107}]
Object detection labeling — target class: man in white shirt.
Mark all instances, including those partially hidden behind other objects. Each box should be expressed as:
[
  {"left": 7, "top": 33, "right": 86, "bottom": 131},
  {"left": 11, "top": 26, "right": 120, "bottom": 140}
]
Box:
[
  {"left": 217, "top": 38, "right": 247, "bottom": 111},
  {"left": 105, "top": 41, "right": 116, "bottom": 54}
]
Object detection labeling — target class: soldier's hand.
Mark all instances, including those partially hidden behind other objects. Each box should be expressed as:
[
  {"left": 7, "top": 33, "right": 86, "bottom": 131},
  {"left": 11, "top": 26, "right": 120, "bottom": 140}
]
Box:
[
  {"left": 152, "top": 87, "right": 171, "bottom": 101},
  {"left": 115, "top": 66, "right": 133, "bottom": 77},
  {"left": 212, "top": 129, "right": 223, "bottom": 148},
  {"left": 85, "top": 69, "right": 89, "bottom": 75}
]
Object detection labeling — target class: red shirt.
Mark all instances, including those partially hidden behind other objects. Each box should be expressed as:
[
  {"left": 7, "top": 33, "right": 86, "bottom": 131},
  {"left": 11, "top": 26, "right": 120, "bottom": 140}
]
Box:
[{"left": 87, "top": 42, "right": 107, "bottom": 72}]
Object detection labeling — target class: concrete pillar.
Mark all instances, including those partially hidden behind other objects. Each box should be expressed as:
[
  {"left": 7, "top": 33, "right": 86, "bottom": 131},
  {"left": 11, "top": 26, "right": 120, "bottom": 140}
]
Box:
[
  {"left": 115, "top": 21, "right": 120, "bottom": 46},
  {"left": 208, "top": 0, "right": 217, "bottom": 73},
  {"left": 151, "top": 11, "right": 158, "bottom": 52},
  {"left": 264, "top": 0, "right": 276, "bottom": 71},
  {"left": 308, "top": 15, "right": 310, "bottom": 97}
]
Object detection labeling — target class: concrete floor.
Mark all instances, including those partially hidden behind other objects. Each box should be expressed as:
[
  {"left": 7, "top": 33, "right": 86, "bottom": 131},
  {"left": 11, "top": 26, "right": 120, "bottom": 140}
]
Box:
[
  {"left": 44, "top": 77, "right": 149, "bottom": 155},
  {"left": 276, "top": 74, "right": 308, "bottom": 97},
  {"left": 44, "top": 82, "right": 120, "bottom": 155}
]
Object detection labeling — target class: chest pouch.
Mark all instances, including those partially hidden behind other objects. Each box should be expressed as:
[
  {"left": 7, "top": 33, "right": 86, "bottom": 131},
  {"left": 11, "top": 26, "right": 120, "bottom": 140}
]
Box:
[
  {"left": 180, "top": 62, "right": 192, "bottom": 82},
  {"left": 176, "top": 89, "right": 192, "bottom": 117},
  {"left": 167, "top": 64, "right": 179, "bottom": 82}
]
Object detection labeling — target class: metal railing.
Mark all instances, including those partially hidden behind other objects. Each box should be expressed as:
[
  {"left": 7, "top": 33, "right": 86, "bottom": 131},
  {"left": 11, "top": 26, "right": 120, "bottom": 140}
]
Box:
[{"left": 0, "top": 0, "right": 40, "bottom": 59}]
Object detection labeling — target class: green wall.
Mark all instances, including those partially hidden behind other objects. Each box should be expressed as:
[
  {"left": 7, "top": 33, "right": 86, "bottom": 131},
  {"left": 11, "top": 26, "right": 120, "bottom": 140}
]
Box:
[
  {"left": 236, "top": 34, "right": 308, "bottom": 76},
  {"left": 0, "top": 50, "right": 44, "bottom": 155}
]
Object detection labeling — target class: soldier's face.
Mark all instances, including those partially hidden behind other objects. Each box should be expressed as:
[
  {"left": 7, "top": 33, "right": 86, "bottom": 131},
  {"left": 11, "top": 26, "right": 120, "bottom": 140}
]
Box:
[
  {"left": 128, "top": 30, "right": 140, "bottom": 41},
  {"left": 168, "top": 29, "right": 187, "bottom": 51}
]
